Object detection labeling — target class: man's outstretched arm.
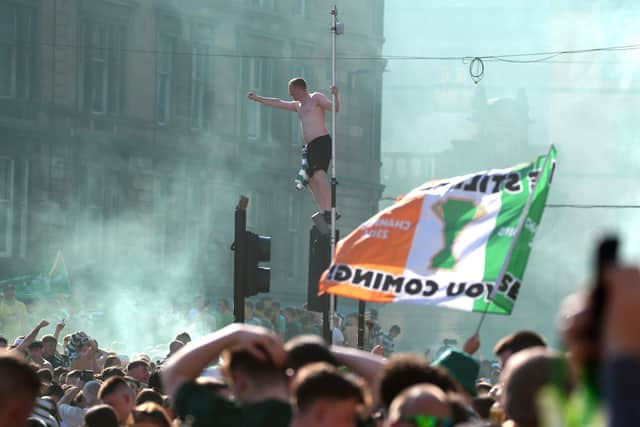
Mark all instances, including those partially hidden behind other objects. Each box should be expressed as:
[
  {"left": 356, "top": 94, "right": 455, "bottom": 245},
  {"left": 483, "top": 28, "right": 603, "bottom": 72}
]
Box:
[{"left": 247, "top": 92, "right": 298, "bottom": 111}]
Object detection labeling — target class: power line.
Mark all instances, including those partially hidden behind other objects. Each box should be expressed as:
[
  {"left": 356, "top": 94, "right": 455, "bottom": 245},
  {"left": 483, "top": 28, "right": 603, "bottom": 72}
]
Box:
[
  {"left": 546, "top": 204, "right": 640, "bottom": 209},
  {"left": 2, "top": 40, "right": 640, "bottom": 63}
]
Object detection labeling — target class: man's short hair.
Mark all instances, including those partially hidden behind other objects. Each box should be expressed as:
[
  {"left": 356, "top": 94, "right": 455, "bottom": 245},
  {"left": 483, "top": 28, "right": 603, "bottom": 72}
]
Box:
[
  {"left": 222, "top": 348, "right": 285, "bottom": 385},
  {"left": 67, "top": 369, "right": 82, "bottom": 379},
  {"left": 0, "top": 354, "right": 41, "bottom": 406},
  {"left": 41, "top": 335, "right": 56, "bottom": 345},
  {"left": 136, "top": 388, "right": 164, "bottom": 406},
  {"left": 103, "top": 355, "right": 121, "bottom": 369},
  {"left": 37, "top": 369, "right": 53, "bottom": 384},
  {"left": 288, "top": 77, "right": 307, "bottom": 90},
  {"left": 101, "top": 366, "right": 125, "bottom": 381},
  {"left": 98, "top": 376, "right": 132, "bottom": 400},
  {"left": 493, "top": 330, "right": 546, "bottom": 357},
  {"left": 84, "top": 404, "right": 119, "bottom": 427},
  {"left": 45, "top": 383, "right": 64, "bottom": 400},
  {"left": 175, "top": 332, "right": 191, "bottom": 344},
  {"left": 390, "top": 325, "right": 401, "bottom": 335},
  {"left": 284, "top": 335, "right": 338, "bottom": 372},
  {"left": 292, "top": 363, "right": 368, "bottom": 413},
  {"left": 379, "top": 354, "right": 462, "bottom": 410}
]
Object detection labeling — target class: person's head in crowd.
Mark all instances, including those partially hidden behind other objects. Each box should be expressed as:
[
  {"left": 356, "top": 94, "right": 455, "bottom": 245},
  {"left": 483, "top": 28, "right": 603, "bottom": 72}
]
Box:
[
  {"left": 124, "top": 376, "right": 142, "bottom": 396},
  {"left": 291, "top": 363, "right": 370, "bottom": 427},
  {"left": 493, "top": 330, "right": 547, "bottom": 367},
  {"left": 261, "top": 296, "right": 273, "bottom": 310},
  {"left": 98, "top": 376, "right": 136, "bottom": 425},
  {"left": 127, "top": 360, "right": 151, "bottom": 384},
  {"left": 101, "top": 367, "right": 125, "bottom": 381},
  {"left": 32, "top": 396, "right": 61, "bottom": 427},
  {"left": 37, "top": 368, "right": 53, "bottom": 385},
  {"left": 284, "top": 335, "right": 339, "bottom": 374},
  {"left": 389, "top": 325, "right": 401, "bottom": 338},
  {"left": 432, "top": 349, "right": 480, "bottom": 398},
  {"left": 4, "top": 284, "right": 16, "bottom": 302},
  {"left": 501, "top": 348, "right": 572, "bottom": 427},
  {"left": 346, "top": 313, "right": 357, "bottom": 327},
  {"left": 255, "top": 301, "right": 266, "bottom": 318},
  {"left": 0, "top": 336, "right": 7, "bottom": 349},
  {"left": 45, "top": 383, "right": 65, "bottom": 403},
  {"left": 168, "top": 340, "right": 184, "bottom": 358},
  {"left": 245, "top": 301, "right": 255, "bottom": 320},
  {"left": 136, "top": 388, "right": 164, "bottom": 406},
  {"left": 385, "top": 384, "right": 471, "bottom": 427},
  {"left": 193, "top": 377, "right": 232, "bottom": 400},
  {"left": 0, "top": 354, "right": 41, "bottom": 427},
  {"left": 472, "top": 396, "right": 494, "bottom": 420},
  {"left": 217, "top": 298, "right": 231, "bottom": 314},
  {"left": 66, "top": 369, "right": 83, "bottom": 387},
  {"left": 25, "top": 419, "right": 47, "bottom": 427},
  {"left": 53, "top": 367, "right": 67, "bottom": 383},
  {"left": 83, "top": 404, "right": 119, "bottom": 427},
  {"left": 28, "top": 341, "right": 45, "bottom": 360},
  {"left": 175, "top": 332, "right": 191, "bottom": 345},
  {"left": 272, "top": 301, "right": 282, "bottom": 316},
  {"left": 147, "top": 370, "right": 163, "bottom": 394},
  {"left": 475, "top": 380, "right": 493, "bottom": 397},
  {"left": 221, "top": 347, "right": 288, "bottom": 403},
  {"left": 379, "top": 354, "right": 463, "bottom": 410},
  {"left": 41, "top": 335, "right": 57, "bottom": 359},
  {"left": 82, "top": 381, "right": 102, "bottom": 408},
  {"left": 102, "top": 355, "right": 121, "bottom": 369},
  {"left": 131, "top": 402, "right": 172, "bottom": 427}
]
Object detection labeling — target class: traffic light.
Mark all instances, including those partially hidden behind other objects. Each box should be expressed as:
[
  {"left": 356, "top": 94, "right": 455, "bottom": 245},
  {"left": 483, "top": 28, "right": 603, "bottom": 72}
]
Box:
[{"left": 245, "top": 231, "right": 271, "bottom": 297}]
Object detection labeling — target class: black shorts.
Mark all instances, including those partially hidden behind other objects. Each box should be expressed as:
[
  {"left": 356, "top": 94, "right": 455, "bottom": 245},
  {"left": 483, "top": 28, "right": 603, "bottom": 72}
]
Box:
[{"left": 306, "top": 134, "right": 332, "bottom": 177}]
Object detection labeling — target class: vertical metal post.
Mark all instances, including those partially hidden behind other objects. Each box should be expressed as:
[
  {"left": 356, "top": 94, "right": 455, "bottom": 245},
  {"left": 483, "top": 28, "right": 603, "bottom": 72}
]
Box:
[
  {"left": 329, "top": 4, "right": 339, "bottom": 339},
  {"left": 233, "top": 197, "right": 249, "bottom": 323},
  {"left": 357, "top": 300, "right": 366, "bottom": 350}
]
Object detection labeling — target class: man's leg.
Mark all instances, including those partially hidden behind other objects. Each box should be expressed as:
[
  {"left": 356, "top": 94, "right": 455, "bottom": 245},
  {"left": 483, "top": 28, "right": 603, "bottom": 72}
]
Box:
[{"left": 308, "top": 170, "right": 331, "bottom": 212}]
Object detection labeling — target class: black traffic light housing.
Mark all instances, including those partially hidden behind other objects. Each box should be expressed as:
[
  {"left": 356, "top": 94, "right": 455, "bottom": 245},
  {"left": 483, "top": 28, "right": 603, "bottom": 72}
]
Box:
[{"left": 245, "top": 231, "right": 271, "bottom": 297}]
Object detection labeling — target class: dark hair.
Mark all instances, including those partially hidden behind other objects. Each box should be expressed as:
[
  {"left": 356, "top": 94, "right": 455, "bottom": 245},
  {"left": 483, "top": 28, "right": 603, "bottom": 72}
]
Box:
[
  {"left": 41, "top": 335, "right": 57, "bottom": 345},
  {"left": 136, "top": 388, "right": 164, "bottom": 406},
  {"left": 84, "top": 404, "right": 119, "bottom": 427},
  {"left": 288, "top": 77, "right": 307, "bottom": 90},
  {"left": 45, "top": 383, "right": 64, "bottom": 400},
  {"left": 37, "top": 368, "right": 53, "bottom": 384},
  {"left": 379, "top": 354, "right": 462, "bottom": 410},
  {"left": 390, "top": 325, "right": 401, "bottom": 334},
  {"left": 175, "top": 332, "right": 191, "bottom": 344},
  {"left": 67, "top": 369, "right": 82, "bottom": 379},
  {"left": 147, "top": 370, "right": 163, "bottom": 393},
  {"left": 222, "top": 349, "right": 284, "bottom": 384},
  {"left": 28, "top": 341, "right": 44, "bottom": 350},
  {"left": 132, "top": 402, "right": 172, "bottom": 427},
  {"left": 472, "top": 396, "right": 495, "bottom": 419},
  {"left": 101, "top": 367, "right": 125, "bottom": 381},
  {"left": 293, "top": 363, "right": 367, "bottom": 413},
  {"left": 493, "top": 330, "right": 546, "bottom": 357},
  {"left": 284, "top": 335, "right": 338, "bottom": 372},
  {"left": 0, "top": 336, "right": 7, "bottom": 346},
  {"left": 26, "top": 419, "right": 47, "bottom": 427},
  {"left": 103, "top": 355, "right": 121, "bottom": 369},
  {"left": 98, "top": 376, "right": 131, "bottom": 400}
]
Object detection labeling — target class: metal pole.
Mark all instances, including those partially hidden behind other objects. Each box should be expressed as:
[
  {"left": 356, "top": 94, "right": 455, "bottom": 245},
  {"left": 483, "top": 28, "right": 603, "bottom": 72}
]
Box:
[
  {"left": 233, "top": 196, "right": 249, "bottom": 323},
  {"left": 329, "top": 4, "right": 338, "bottom": 340}
]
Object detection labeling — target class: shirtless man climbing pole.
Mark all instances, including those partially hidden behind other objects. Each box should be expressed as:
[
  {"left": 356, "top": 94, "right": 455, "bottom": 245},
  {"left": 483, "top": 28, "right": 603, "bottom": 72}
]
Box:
[{"left": 247, "top": 77, "right": 339, "bottom": 224}]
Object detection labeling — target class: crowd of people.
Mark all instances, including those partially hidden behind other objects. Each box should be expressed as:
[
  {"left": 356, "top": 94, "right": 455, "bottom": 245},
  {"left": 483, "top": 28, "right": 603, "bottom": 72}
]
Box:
[{"left": 2, "top": 261, "right": 640, "bottom": 426}]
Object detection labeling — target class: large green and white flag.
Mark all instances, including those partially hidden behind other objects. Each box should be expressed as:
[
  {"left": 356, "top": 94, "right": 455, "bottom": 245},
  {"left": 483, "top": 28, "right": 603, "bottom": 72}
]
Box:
[{"left": 319, "top": 146, "right": 556, "bottom": 315}]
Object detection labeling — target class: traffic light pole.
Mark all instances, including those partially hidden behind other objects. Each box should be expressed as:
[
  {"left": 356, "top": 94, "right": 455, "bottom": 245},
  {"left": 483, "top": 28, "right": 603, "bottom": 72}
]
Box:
[{"left": 233, "top": 197, "right": 249, "bottom": 323}]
